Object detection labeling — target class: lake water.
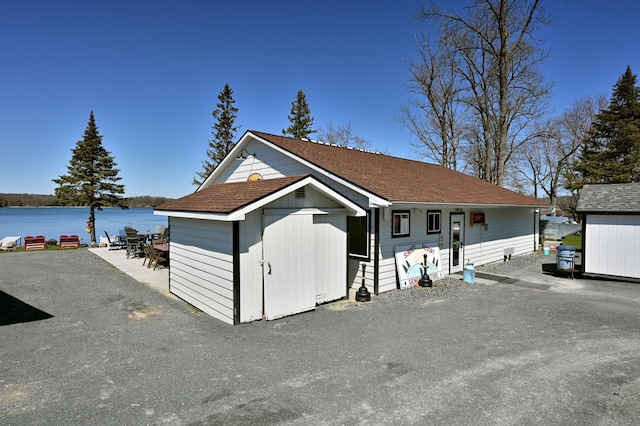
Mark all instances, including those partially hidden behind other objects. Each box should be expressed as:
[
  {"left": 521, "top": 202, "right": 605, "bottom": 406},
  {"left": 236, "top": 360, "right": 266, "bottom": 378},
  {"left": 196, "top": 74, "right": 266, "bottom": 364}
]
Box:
[{"left": 0, "top": 207, "right": 167, "bottom": 245}]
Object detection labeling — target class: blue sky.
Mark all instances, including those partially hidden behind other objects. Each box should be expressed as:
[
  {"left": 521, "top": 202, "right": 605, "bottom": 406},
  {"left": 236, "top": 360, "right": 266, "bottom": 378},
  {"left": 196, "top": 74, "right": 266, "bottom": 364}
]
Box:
[{"left": 1, "top": 0, "right": 639, "bottom": 199}]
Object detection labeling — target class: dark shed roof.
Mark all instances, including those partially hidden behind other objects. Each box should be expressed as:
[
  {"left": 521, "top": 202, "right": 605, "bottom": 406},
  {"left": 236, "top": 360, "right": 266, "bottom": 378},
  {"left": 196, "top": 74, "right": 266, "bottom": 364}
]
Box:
[{"left": 576, "top": 183, "right": 640, "bottom": 213}]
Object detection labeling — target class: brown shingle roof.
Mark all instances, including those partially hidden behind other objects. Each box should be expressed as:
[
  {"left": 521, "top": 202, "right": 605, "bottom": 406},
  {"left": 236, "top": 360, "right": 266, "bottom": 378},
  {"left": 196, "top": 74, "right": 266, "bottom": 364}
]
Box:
[
  {"left": 156, "top": 175, "right": 310, "bottom": 214},
  {"left": 251, "top": 131, "right": 544, "bottom": 206}
]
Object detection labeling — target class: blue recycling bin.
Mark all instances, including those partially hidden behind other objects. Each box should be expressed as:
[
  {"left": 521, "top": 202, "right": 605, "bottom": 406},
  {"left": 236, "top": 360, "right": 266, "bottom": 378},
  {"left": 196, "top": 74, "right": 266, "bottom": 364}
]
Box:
[
  {"left": 556, "top": 245, "right": 575, "bottom": 270},
  {"left": 463, "top": 262, "right": 476, "bottom": 283}
]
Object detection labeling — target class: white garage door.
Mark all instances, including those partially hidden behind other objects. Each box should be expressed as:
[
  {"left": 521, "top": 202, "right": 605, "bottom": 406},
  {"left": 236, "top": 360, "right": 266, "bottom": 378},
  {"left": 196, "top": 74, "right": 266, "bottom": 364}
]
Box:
[{"left": 262, "top": 211, "right": 347, "bottom": 320}]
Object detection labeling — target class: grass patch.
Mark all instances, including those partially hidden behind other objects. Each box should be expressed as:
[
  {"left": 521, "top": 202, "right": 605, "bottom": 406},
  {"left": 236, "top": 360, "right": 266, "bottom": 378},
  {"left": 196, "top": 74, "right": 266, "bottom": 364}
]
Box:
[
  {"left": 541, "top": 234, "right": 583, "bottom": 251},
  {"left": 0, "top": 245, "right": 86, "bottom": 253},
  {"left": 561, "top": 234, "right": 582, "bottom": 250}
]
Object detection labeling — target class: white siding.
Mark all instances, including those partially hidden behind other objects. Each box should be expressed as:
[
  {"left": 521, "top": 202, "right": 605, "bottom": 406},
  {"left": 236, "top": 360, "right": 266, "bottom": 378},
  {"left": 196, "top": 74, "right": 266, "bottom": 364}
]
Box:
[
  {"left": 169, "top": 217, "right": 235, "bottom": 325},
  {"left": 218, "top": 140, "right": 313, "bottom": 183},
  {"left": 349, "top": 206, "right": 538, "bottom": 294},
  {"left": 376, "top": 207, "right": 448, "bottom": 293},
  {"left": 584, "top": 214, "right": 640, "bottom": 279},
  {"left": 463, "top": 207, "right": 537, "bottom": 266}
]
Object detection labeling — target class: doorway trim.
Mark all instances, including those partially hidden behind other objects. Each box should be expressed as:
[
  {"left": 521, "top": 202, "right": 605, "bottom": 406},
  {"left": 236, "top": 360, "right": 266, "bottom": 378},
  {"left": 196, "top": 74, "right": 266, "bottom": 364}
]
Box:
[{"left": 450, "top": 213, "right": 465, "bottom": 274}]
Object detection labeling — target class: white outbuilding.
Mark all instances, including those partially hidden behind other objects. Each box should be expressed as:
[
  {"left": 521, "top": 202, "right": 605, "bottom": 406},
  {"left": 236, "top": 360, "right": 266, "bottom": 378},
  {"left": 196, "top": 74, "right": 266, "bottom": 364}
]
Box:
[
  {"left": 156, "top": 130, "right": 547, "bottom": 324},
  {"left": 576, "top": 183, "right": 640, "bottom": 280}
]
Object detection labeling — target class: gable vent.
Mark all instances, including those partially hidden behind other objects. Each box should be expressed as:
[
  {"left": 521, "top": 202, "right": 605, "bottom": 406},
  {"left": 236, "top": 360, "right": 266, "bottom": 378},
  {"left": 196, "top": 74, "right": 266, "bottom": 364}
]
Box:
[{"left": 295, "top": 187, "right": 306, "bottom": 199}]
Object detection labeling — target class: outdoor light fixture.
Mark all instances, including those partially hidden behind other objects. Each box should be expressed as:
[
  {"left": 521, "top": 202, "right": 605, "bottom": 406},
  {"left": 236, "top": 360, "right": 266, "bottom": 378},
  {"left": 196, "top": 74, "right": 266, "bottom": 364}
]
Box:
[{"left": 236, "top": 149, "right": 256, "bottom": 160}]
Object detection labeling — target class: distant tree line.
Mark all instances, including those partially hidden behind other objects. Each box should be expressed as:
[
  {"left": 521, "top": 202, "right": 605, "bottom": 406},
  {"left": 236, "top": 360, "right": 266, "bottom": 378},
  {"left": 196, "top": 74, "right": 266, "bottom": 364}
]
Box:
[{"left": 0, "top": 194, "right": 171, "bottom": 208}]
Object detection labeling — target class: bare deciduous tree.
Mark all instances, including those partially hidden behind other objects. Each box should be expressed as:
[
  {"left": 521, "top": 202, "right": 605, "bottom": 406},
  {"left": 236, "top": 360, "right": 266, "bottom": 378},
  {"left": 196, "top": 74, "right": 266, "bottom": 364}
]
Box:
[
  {"left": 514, "top": 94, "right": 608, "bottom": 206},
  {"left": 416, "top": 0, "right": 552, "bottom": 186},
  {"left": 400, "top": 32, "right": 465, "bottom": 169},
  {"left": 318, "top": 121, "right": 372, "bottom": 150}
]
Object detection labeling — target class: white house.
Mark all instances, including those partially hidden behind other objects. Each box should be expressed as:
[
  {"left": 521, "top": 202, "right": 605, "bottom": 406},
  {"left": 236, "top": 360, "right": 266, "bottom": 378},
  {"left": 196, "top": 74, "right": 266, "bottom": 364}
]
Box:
[
  {"left": 155, "top": 130, "right": 546, "bottom": 324},
  {"left": 576, "top": 183, "right": 640, "bottom": 280}
]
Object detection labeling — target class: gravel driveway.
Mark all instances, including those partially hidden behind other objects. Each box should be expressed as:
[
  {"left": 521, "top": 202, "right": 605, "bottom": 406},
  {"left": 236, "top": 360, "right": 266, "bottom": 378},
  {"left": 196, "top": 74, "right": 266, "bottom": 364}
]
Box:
[{"left": 1, "top": 249, "right": 640, "bottom": 425}]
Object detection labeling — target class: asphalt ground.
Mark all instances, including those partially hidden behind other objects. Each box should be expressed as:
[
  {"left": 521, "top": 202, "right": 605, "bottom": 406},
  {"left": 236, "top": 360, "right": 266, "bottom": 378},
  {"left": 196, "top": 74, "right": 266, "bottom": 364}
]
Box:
[{"left": 1, "top": 248, "right": 640, "bottom": 425}]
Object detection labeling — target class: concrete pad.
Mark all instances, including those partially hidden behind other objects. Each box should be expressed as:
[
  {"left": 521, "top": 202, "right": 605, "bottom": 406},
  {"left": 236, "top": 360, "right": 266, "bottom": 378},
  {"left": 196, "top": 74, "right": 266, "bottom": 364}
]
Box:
[{"left": 88, "top": 246, "right": 172, "bottom": 298}]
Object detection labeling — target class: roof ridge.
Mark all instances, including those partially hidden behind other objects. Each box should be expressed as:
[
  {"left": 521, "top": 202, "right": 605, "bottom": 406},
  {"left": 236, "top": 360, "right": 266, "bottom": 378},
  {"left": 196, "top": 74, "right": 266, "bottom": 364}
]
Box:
[{"left": 250, "top": 130, "right": 384, "bottom": 155}]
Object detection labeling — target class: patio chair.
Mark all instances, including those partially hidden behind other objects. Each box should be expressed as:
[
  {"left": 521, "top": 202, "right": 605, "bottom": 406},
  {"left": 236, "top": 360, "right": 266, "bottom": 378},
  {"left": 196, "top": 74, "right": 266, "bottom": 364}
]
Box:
[
  {"left": 150, "top": 243, "right": 168, "bottom": 270},
  {"left": 24, "top": 236, "right": 47, "bottom": 251},
  {"left": 141, "top": 241, "right": 153, "bottom": 267},
  {"left": 60, "top": 235, "right": 81, "bottom": 248},
  {"left": 124, "top": 227, "right": 144, "bottom": 258},
  {"left": 104, "top": 231, "right": 126, "bottom": 250}
]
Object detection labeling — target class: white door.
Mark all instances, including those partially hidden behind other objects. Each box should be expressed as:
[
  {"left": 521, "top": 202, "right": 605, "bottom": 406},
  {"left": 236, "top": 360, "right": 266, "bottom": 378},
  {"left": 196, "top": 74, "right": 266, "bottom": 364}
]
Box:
[
  {"left": 313, "top": 214, "right": 347, "bottom": 304},
  {"left": 262, "top": 213, "right": 316, "bottom": 320},
  {"left": 450, "top": 214, "right": 465, "bottom": 273}
]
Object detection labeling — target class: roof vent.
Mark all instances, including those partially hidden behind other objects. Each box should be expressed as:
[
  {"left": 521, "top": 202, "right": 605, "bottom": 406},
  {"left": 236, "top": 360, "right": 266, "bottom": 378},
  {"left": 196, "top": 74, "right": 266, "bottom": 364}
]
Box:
[{"left": 295, "top": 187, "right": 306, "bottom": 199}]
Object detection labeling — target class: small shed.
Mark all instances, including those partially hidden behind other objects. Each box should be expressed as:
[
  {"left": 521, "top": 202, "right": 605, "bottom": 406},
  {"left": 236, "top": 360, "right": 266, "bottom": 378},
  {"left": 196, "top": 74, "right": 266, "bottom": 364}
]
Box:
[{"left": 576, "top": 183, "right": 640, "bottom": 280}]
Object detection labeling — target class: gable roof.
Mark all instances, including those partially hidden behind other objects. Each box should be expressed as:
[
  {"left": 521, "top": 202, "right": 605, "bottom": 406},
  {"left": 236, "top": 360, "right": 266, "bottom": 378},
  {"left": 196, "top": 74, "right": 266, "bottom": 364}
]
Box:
[
  {"left": 156, "top": 174, "right": 366, "bottom": 220},
  {"left": 576, "top": 183, "right": 640, "bottom": 213},
  {"left": 249, "top": 131, "right": 545, "bottom": 207}
]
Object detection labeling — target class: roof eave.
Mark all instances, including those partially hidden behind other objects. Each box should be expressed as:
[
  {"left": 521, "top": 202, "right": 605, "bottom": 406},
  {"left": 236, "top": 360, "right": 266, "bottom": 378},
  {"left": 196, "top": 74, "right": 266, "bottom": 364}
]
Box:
[
  {"left": 154, "top": 175, "right": 366, "bottom": 221},
  {"left": 388, "top": 201, "right": 548, "bottom": 208},
  {"left": 228, "top": 175, "right": 366, "bottom": 219},
  {"left": 197, "top": 130, "right": 256, "bottom": 191},
  {"left": 154, "top": 210, "right": 237, "bottom": 221},
  {"left": 577, "top": 209, "right": 640, "bottom": 214}
]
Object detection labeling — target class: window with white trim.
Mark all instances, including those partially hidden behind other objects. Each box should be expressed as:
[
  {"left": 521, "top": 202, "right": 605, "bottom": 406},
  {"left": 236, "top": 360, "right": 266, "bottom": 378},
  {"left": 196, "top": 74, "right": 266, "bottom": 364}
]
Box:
[
  {"left": 392, "top": 211, "right": 410, "bottom": 237},
  {"left": 427, "top": 210, "right": 441, "bottom": 234}
]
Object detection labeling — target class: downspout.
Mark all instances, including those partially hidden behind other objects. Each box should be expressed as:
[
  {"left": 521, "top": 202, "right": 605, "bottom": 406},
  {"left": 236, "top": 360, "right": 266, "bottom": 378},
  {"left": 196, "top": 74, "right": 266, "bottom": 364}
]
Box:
[
  {"left": 374, "top": 208, "right": 380, "bottom": 295},
  {"left": 581, "top": 214, "right": 587, "bottom": 274},
  {"left": 232, "top": 221, "right": 240, "bottom": 325},
  {"left": 534, "top": 209, "right": 539, "bottom": 252}
]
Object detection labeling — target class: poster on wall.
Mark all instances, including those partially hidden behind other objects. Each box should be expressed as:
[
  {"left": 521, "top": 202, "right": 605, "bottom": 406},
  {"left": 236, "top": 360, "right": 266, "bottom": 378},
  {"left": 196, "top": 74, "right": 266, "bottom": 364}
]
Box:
[{"left": 394, "top": 243, "right": 445, "bottom": 289}]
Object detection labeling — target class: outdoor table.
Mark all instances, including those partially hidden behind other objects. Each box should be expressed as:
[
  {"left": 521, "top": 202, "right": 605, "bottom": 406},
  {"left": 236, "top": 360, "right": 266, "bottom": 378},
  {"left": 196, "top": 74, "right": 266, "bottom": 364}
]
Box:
[{"left": 153, "top": 243, "right": 169, "bottom": 253}]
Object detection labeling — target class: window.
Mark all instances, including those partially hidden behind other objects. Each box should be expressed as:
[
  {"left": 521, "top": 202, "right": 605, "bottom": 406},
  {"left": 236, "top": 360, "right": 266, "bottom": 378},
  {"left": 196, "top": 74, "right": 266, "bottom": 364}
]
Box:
[
  {"left": 392, "top": 211, "right": 410, "bottom": 237},
  {"left": 427, "top": 210, "right": 441, "bottom": 234},
  {"left": 348, "top": 214, "right": 369, "bottom": 259}
]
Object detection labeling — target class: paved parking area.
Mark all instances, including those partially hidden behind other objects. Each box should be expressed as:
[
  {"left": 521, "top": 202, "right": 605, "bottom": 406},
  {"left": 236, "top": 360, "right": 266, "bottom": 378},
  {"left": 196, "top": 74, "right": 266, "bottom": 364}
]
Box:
[{"left": 1, "top": 249, "right": 640, "bottom": 425}]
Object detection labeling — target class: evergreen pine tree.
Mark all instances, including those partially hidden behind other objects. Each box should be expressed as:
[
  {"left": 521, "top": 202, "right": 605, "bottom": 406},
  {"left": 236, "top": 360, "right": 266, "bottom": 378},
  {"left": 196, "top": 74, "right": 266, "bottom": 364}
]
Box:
[
  {"left": 282, "top": 89, "right": 316, "bottom": 139},
  {"left": 53, "top": 111, "right": 127, "bottom": 244},
  {"left": 568, "top": 66, "right": 640, "bottom": 188},
  {"left": 194, "top": 83, "right": 239, "bottom": 186}
]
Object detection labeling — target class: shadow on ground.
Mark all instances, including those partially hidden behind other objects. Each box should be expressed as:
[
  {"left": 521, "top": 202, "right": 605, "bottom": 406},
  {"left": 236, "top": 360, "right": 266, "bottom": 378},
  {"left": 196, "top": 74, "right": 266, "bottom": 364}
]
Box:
[{"left": 0, "top": 290, "right": 53, "bottom": 326}]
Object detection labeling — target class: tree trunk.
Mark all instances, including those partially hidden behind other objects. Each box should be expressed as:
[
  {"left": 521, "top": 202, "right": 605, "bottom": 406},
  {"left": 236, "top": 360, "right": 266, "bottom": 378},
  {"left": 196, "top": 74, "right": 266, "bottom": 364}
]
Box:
[{"left": 88, "top": 206, "right": 96, "bottom": 244}]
